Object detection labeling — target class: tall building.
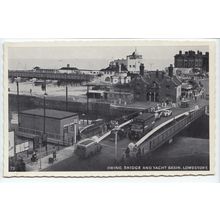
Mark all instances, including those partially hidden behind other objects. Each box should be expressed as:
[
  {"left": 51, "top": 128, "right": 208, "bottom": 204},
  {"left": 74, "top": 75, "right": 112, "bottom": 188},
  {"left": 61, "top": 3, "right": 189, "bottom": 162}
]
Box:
[
  {"left": 103, "top": 49, "right": 143, "bottom": 74},
  {"left": 126, "top": 50, "right": 143, "bottom": 73},
  {"left": 174, "top": 50, "right": 209, "bottom": 72}
]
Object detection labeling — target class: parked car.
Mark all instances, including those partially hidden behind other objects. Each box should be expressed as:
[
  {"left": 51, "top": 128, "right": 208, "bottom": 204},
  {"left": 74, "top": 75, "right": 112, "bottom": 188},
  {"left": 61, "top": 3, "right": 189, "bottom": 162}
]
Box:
[
  {"left": 154, "top": 111, "right": 163, "bottom": 120},
  {"left": 161, "top": 109, "right": 172, "bottom": 117}
]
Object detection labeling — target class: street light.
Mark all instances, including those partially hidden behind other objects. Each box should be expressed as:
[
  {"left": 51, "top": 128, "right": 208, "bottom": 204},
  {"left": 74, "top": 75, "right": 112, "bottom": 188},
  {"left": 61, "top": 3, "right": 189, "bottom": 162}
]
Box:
[
  {"left": 65, "top": 73, "right": 68, "bottom": 111},
  {"left": 113, "top": 124, "right": 120, "bottom": 162},
  {"left": 15, "top": 78, "right": 20, "bottom": 124},
  {"left": 86, "top": 85, "right": 89, "bottom": 125},
  {"left": 73, "top": 122, "right": 78, "bottom": 145},
  {"left": 39, "top": 91, "right": 48, "bottom": 170},
  {"left": 43, "top": 92, "right": 48, "bottom": 153},
  {"left": 13, "top": 77, "right": 20, "bottom": 163}
]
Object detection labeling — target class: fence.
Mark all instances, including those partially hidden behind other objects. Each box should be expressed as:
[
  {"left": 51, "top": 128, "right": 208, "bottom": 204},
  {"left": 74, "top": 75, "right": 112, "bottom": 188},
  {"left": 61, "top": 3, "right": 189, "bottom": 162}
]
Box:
[{"left": 17, "top": 127, "right": 73, "bottom": 146}]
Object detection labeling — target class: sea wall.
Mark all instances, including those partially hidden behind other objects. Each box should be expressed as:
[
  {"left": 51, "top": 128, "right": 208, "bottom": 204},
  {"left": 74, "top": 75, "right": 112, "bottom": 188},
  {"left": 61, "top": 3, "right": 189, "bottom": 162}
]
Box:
[{"left": 9, "top": 94, "right": 111, "bottom": 119}]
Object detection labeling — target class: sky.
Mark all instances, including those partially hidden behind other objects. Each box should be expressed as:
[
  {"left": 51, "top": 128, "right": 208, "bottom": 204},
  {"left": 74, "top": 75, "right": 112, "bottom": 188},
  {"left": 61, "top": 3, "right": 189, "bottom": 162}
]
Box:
[{"left": 8, "top": 45, "right": 209, "bottom": 70}]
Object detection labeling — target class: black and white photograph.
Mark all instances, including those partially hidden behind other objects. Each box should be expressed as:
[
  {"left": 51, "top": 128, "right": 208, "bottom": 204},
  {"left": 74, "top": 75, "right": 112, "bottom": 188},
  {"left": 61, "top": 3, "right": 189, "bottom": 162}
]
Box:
[{"left": 4, "top": 40, "right": 215, "bottom": 176}]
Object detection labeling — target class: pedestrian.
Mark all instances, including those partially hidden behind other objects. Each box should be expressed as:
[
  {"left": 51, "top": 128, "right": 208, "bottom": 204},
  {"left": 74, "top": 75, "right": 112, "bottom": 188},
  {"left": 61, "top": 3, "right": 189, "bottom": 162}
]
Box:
[
  {"left": 52, "top": 147, "right": 57, "bottom": 161},
  {"left": 121, "top": 153, "right": 125, "bottom": 165},
  {"left": 30, "top": 88, "right": 32, "bottom": 96},
  {"left": 125, "top": 147, "right": 130, "bottom": 158},
  {"left": 136, "top": 147, "right": 141, "bottom": 160},
  {"left": 31, "top": 151, "right": 38, "bottom": 162}
]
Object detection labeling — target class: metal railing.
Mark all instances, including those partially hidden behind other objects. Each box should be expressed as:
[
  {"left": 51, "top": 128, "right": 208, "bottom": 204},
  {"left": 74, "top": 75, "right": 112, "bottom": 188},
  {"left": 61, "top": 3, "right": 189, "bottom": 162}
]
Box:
[{"left": 138, "top": 106, "right": 206, "bottom": 154}]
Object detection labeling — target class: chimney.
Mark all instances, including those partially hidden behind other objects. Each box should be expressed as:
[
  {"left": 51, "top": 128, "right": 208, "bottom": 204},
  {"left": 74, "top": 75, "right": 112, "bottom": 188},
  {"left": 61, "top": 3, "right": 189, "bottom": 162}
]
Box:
[
  {"left": 168, "top": 64, "right": 173, "bottom": 77},
  {"left": 119, "top": 64, "right": 122, "bottom": 73},
  {"left": 67, "top": 64, "right": 70, "bottom": 68},
  {"left": 140, "top": 63, "right": 144, "bottom": 76},
  {"left": 197, "top": 50, "right": 200, "bottom": 54},
  {"left": 162, "top": 71, "right": 165, "bottom": 79},
  {"left": 179, "top": 50, "right": 182, "bottom": 55}
]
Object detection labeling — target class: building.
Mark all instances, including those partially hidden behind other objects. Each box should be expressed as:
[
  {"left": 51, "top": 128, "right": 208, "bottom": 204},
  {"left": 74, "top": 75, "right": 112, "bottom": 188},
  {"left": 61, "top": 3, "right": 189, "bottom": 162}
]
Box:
[
  {"left": 79, "top": 69, "right": 101, "bottom": 76},
  {"left": 87, "top": 89, "right": 134, "bottom": 105},
  {"left": 87, "top": 90, "right": 105, "bottom": 99},
  {"left": 101, "top": 62, "right": 128, "bottom": 75},
  {"left": 174, "top": 50, "right": 209, "bottom": 72},
  {"left": 101, "top": 49, "right": 144, "bottom": 75},
  {"left": 126, "top": 50, "right": 143, "bottom": 73},
  {"left": 105, "top": 91, "right": 134, "bottom": 105},
  {"left": 18, "top": 109, "right": 79, "bottom": 145},
  {"left": 59, "top": 64, "right": 80, "bottom": 74},
  {"left": 130, "top": 69, "right": 182, "bottom": 103},
  {"left": 110, "top": 74, "right": 131, "bottom": 85}
]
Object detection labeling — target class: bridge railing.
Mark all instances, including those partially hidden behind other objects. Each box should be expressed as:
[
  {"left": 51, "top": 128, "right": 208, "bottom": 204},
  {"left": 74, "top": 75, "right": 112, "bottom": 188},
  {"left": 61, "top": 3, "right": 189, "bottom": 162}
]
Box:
[{"left": 137, "top": 106, "right": 206, "bottom": 154}]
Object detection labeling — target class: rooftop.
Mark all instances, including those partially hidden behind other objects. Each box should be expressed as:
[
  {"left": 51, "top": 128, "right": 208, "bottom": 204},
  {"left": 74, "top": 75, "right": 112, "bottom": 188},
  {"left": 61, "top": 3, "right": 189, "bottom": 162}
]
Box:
[
  {"left": 60, "top": 67, "right": 78, "bottom": 70},
  {"left": 135, "top": 113, "right": 154, "bottom": 121},
  {"left": 21, "top": 108, "right": 78, "bottom": 119}
]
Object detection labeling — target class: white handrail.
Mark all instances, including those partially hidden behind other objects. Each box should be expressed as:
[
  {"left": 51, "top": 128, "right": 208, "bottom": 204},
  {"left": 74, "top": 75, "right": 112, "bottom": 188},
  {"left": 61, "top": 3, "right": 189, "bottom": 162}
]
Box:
[
  {"left": 135, "top": 111, "right": 190, "bottom": 147},
  {"left": 97, "top": 119, "right": 133, "bottom": 143}
]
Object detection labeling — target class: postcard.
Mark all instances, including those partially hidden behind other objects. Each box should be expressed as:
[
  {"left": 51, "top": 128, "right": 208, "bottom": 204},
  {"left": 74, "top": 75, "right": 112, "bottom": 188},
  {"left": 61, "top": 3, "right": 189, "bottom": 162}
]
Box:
[{"left": 3, "top": 39, "right": 216, "bottom": 177}]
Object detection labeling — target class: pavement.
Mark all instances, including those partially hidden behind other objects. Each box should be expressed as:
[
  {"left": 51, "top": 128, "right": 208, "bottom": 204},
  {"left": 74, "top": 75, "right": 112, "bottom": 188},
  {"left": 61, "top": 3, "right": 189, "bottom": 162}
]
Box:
[{"left": 25, "top": 144, "right": 76, "bottom": 171}]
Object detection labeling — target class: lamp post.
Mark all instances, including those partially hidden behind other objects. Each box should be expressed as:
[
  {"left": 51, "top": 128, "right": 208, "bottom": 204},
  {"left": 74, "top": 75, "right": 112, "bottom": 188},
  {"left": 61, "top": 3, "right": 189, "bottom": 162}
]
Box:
[
  {"left": 43, "top": 92, "right": 48, "bottom": 153},
  {"left": 114, "top": 125, "right": 120, "bottom": 162},
  {"left": 74, "top": 122, "right": 77, "bottom": 145},
  {"left": 39, "top": 91, "right": 48, "bottom": 170},
  {"left": 15, "top": 78, "right": 20, "bottom": 124},
  {"left": 13, "top": 77, "right": 20, "bottom": 163},
  {"left": 65, "top": 73, "right": 68, "bottom": 111},
  {"left": 86, "top": 85, "right": 89, "bottom": 125}
]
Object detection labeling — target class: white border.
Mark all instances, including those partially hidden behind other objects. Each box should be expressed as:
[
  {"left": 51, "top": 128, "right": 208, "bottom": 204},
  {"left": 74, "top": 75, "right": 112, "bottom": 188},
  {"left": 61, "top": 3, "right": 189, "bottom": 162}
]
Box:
[{"left": 2, "top": 39, "right": 217, "bottom": 177}]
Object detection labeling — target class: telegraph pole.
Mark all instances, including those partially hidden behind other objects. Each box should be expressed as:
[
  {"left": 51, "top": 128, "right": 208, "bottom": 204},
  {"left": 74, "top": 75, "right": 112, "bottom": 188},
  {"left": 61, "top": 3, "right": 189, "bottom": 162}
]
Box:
[
  {"left": 43, "top": 79, "right": 48, "bottom": 154},
  {"left": 114, "top": 125, "right": 120, "bottom": 162},
  {"left": 43, "top": 92, "right": 48, "bottom": 154},
  {"left": 14, "top": 79, "right": 20, "bottom": 163},
  {"left": 65, "top": 73, "right": 68, "bottom": 111},
  {"left": 86, "top": 85, "right": 89, "bottom": 125},
  {"left": 16, "top": 80, "right": 20, "bottom": 123},
  {"left": 115, "top": 130, "right": 118, "bottom": 162}
]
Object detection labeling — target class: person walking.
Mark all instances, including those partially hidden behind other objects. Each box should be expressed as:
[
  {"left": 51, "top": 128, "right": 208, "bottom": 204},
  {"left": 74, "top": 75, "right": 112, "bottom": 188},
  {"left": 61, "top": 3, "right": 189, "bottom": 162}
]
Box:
[
  {"left": 136, "top": 147, "right": 141, "bottom": 161},
  {"left": 52, "top": 147, "right": 57, "bottom": 161},
  {"left": 125, "top": 147, "right": 130, "bottom": 159}
]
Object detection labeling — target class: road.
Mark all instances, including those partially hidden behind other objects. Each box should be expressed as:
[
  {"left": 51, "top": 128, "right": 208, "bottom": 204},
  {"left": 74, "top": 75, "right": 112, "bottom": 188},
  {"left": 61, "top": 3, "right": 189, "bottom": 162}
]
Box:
[{"left": 44, "top": 97, "right": 208, "bottom": 171}]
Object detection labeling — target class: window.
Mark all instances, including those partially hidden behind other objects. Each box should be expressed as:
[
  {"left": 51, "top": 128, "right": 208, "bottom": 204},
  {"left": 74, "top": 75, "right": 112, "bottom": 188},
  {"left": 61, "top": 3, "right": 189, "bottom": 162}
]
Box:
[
  {"left": 70, "top": 124, "right": 75, "bottom": 131},
  {"left": 133, "top": 65, "right": 135, "bottom": 68},
  {"left": 166, "top": 85, "right": 170, "bottom": 89},
  {"left": 129, "top": 65, "right": 132, "bottom": 68}
]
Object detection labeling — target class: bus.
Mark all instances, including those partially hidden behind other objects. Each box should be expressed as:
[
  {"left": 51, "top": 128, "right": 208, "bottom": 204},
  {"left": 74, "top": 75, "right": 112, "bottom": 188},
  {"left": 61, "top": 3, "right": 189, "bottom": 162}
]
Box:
[
  {"left": 128, "top": 113, "right": 155, "bottom": 141},
  {"left": 75, "top": 138, "right": 102, "bottom": 159}
]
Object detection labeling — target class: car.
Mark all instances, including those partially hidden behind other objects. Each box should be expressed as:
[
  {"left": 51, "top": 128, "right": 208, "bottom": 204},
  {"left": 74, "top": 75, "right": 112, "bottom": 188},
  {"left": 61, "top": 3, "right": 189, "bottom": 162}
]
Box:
[
  {"left": 154, "top": 111, "right": 162, "bottom": 120},
  {"left": 161, "top": 109, "right": 172, "bottom": 117}
]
